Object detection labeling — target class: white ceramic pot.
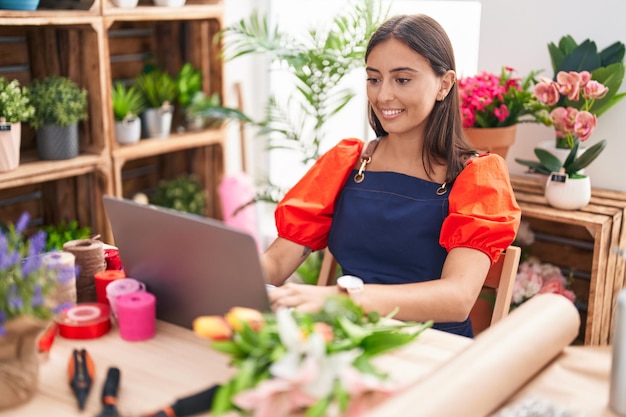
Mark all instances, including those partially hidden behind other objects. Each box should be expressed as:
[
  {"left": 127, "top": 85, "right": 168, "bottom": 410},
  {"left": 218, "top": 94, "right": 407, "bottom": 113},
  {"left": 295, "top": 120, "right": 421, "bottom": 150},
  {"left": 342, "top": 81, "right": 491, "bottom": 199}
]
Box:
[
  {"left": 153, "top": 0, "right": 186, "bottom": 6},
  {"left": 141, "top": 106, "right": 173, "bottom": 139},
  {"left": 544, "top": 175, "right": 591, "bottom": 210},
  {"left": 111, "top": 0, "right": 139, "bottom": 7},
  {"left": 115, "top": 117, "right": 141, "bottom": 145}
]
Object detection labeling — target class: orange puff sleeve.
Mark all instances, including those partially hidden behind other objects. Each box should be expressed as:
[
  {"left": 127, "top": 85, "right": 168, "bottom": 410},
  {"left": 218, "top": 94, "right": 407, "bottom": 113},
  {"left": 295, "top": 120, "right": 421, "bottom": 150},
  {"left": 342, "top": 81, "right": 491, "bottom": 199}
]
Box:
[
  {"left": 440, "top": 154, "right": 521, "bottom": 264},
  {"left": 275, "top": 138, "right": 364, "bottom": 251}
]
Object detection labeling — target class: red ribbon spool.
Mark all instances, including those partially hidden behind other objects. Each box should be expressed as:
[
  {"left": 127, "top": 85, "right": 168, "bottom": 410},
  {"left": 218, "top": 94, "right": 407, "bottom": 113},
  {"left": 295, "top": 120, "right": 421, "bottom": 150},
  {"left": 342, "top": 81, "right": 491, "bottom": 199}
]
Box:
[{"left": 55, "top": 303, "right": 111, "bottom": 340}]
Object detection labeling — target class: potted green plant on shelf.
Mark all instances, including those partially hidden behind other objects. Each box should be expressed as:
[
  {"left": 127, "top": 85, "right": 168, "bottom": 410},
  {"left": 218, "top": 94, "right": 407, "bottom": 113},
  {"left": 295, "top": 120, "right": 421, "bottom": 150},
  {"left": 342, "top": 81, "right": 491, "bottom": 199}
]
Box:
[
  {"left": 28, "top": 76, "right": 88, "bottom": 161},
  {"left": 515, "top": 139, "right": 607, "bottom": 210},
  {"left": 135, "top": 68, "right": 177, "bottom": 139},
  {"left": 150, "top": 175, "right": 207, "bottom": 216},
  {"left": 111, "top": 81, "right": 145, "bottom": 145},
  {"left": 0, "top": 77, "right": 35, "bottom": 172},
  {"left": 186, "top": 91, "right": 251, "bottom": 130},
  {"left": 175, "top": 63, "right": 203, "bottom": 131}
]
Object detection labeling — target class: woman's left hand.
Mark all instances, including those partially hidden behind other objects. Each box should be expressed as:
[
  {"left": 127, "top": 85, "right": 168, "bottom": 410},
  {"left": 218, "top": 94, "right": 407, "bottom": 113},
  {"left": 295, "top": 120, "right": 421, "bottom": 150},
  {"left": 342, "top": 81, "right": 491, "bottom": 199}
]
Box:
[{"left": 268, "top": 282, "right": 340, "bottom": 313}]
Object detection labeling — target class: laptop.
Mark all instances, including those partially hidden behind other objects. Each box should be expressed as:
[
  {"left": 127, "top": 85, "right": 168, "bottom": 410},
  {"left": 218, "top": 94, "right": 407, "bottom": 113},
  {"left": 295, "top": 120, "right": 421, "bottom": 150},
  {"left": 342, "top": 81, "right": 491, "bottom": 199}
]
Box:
[{"left": 102, "top": 195, "right": 271, "bottom": 329}]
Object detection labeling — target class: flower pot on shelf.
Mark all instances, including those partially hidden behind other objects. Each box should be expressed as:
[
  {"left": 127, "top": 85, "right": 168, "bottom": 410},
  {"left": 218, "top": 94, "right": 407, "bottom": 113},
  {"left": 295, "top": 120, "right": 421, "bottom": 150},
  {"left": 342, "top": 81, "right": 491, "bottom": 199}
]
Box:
[
  {"left": 463, "top": 124, "right": 517, "bottom": 160},
  {"left": 0, "top": 121, "right": 21, "bottom": 172},
  {"left": 111, "top": 0, "right": 139, "bottom": 7},
  {"left": 0, "top": 316, "right": 50, "bottom": 411},
  {"left": 115, "top": 117, "right": 141, "bottom": 145},
  {"left": 153, "top": 0, "right": 186, "bottom": 6},
  {"left": 544, "top": 175, "right": 591, "bottom": 210},
  {"left": 0, "top": 0, "right": 39, "bottom": 10},
  {"left": 141, "top": 106, "right": 173, "bottom": 139},
  {"left": 36, "top": 123, "right": 79, "bottom": 161}
]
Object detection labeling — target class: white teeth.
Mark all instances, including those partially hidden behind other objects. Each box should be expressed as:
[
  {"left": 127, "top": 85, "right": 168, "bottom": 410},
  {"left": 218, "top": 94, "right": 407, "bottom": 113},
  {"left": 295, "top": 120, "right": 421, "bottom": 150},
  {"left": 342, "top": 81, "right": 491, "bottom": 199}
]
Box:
[{"left": 382, "top": 109, "right": 402, "bottom": 116}]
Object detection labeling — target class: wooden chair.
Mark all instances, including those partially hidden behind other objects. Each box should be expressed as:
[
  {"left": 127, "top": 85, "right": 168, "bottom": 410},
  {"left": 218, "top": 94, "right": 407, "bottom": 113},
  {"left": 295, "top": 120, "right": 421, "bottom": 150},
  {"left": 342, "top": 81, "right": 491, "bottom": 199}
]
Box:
[{"left": 316, "top": 245, "right": 521, "bottom": 336}]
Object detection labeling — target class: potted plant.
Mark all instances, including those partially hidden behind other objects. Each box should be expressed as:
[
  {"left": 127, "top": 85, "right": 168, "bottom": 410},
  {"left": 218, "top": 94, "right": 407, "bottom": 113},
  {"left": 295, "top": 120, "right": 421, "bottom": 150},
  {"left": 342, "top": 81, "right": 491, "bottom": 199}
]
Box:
[
  {"left": 28, "top": 76, "right": 88, "bottom": 161},
  {"left": 515, "top": 139, "right": 607, "bottom": 210},
  {"left": 186, "top": 91, "right": 251, "bottom": 130},
  {"left": 0, "top": 77, "right": 35, "bottom": 172},
  {"left": 544, "top": 35, "right": 625, "bottom": 150},
  {"left": 0, "top": 212, "right": 62, "bottom": 410},
  {"left": 135, "top": 68, "right": 177, "bottom": 139},
  {"left": 150, "top": 175, "right": 207, "bottom": 216},
  {"left": 111, "top": 81, "right": 145, "bottom": 145},
  {"left": 175, "top": 63, "right": 202, "bottom": 131},
  {"left": 457, "top": 66, "right": 543, "bottom": 159}
]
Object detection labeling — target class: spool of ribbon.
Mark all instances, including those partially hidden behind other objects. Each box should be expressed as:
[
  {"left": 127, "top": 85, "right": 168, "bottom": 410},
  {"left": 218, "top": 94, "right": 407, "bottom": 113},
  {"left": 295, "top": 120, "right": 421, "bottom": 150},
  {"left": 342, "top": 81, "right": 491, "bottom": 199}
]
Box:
[
  {"left": 116, "top": 291, "right": 156, "bottom": 341},
  {"left": 94, "top": 270, "right": 126, "bottom": 305},
  {"left": 41, "top": 251, "right": 77, "bottom": 309},
  {"left": 63, "top": 239, "right": 106, "bottom": 304},
  {"left": 103, "top": 244, "right": 123, "bottom": 270},
  {"left": 55, "top": 303, "right": 111, "bottom": 340},
  {"left": 106, "top": 278, "right": 146, "bottom": 317}
]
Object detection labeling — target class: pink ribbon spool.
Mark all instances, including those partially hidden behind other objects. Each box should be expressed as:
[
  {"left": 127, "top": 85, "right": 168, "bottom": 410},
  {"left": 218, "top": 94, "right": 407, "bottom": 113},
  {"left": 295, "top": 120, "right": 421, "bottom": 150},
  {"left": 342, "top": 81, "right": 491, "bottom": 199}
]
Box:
[
  {"left": 106, "top": 278, "right": 146, "bottom": 317},
  {"left": 116, "top": 291, "right": 156, "bottom": 342}
]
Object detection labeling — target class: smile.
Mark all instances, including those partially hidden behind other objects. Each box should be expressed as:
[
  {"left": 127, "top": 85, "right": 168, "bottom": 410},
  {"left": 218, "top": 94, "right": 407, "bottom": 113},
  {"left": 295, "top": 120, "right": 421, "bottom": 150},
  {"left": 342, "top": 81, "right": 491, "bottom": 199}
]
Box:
[{"left": 381, "top": 109, "right": 404, "bottom": 118}]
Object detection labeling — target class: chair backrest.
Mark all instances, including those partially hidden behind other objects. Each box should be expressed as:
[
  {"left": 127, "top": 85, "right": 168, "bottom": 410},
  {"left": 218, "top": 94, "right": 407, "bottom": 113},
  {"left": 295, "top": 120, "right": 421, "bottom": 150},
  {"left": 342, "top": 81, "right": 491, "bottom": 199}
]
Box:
[{"left": 316, "top": 245, "right": 521, "bottom": 336}]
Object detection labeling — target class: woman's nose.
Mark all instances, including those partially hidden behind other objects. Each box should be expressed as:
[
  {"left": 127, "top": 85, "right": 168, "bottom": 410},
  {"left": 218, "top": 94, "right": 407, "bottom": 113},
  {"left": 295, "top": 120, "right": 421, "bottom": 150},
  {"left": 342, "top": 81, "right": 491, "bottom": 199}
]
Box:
[{"left": 376, "top": 81, "right": 395, "bottom": 102}]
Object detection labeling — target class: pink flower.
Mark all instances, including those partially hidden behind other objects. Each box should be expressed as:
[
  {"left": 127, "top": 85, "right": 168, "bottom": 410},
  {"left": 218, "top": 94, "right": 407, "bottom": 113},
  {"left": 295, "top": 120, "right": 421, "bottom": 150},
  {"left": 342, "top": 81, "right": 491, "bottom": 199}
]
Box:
[
  {"left": 573, "top": 111, "right": 597, "bottom": 141},
  {"left": 538, "top": 277, "right": 576, "bottom": 303},
  {"left": 583, "top": 80, "right": 609, "bottom": 100},
  {"left": 550, "top": 107, "right": 577, "bottom": 137},
  {"left": 534, "top": 78, "right": 560, "bottom": 106},
  {"left": 556, "top": 71, "right": 583, "bottom": 101}
]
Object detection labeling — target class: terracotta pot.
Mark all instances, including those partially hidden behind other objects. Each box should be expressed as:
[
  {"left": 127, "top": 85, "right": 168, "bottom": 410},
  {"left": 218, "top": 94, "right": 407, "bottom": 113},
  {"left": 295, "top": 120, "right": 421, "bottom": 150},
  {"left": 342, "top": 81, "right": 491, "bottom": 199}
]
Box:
[
  {"left": 0, "top": 316, "right": 50, "bottom": 410},
  {"left": 0, "top": 121, "right": 21, "bottom": 173},
  {"left": 463, "top": 124, "right": 517, "bottom": 159}
]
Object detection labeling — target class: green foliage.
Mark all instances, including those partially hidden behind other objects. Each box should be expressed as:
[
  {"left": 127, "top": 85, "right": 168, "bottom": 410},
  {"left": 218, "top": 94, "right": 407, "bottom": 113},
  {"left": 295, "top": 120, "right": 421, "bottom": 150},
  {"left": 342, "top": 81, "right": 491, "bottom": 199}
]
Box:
[
  {"left": 151, "top": 175, "right": 206, "bottom": 216},
  {"left": 41, "top": 220, "right": 92, "bottom": 252},
  {"left": 548, "top": 35, "right": 626, "bottom": 117},
  {"left": 176, "top": 63, "right": 203, "bottom": 108},
  {"left": 111, "top": 82, "right": 145, "bottom": 121},
  {"left": 220, "top": 0, "right": 388, "bottom": 166},
  {"left": 186, "top": 91, "right": 252, "bottom": 128},
  {"left": 0, "top": 77, "right": 35, "bottom": 123},
  {"left": 515, "top": 139, "right": 607, "bottom": 178},
  {"left": 28, "top": 76, "right": 88, "bottom": 129},
  {"left": 135, "top": 68, "right": 177, "bottom": 109}
]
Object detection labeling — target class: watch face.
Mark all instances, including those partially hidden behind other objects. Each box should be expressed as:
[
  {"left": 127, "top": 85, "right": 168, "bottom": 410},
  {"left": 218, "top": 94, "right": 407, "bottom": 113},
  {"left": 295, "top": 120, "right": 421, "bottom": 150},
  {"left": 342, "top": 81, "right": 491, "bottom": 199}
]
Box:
[{"left": 337, "top": 275, "right": 363, "bottom": 291}]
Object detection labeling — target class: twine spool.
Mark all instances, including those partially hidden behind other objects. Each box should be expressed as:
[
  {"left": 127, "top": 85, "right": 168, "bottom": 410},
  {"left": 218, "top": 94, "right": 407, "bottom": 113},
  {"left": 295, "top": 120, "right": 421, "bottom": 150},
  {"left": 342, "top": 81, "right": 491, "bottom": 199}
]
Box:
[
  {"left": 41, "top": 251, "right": 77, "bottom": 309},
  {"left": 63, "top": 239, "right": 106, "bottom": 304}
]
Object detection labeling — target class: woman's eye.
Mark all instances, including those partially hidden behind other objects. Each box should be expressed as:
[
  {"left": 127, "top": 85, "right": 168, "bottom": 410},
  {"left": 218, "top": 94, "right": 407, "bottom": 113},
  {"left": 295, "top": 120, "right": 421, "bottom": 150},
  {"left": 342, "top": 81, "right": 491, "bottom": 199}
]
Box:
[
  {"left": 366, "top": 77, "right": 380, "bottom": 84},
  {"left": 396, "top": 78, "right": 410, "bottom": 85}
]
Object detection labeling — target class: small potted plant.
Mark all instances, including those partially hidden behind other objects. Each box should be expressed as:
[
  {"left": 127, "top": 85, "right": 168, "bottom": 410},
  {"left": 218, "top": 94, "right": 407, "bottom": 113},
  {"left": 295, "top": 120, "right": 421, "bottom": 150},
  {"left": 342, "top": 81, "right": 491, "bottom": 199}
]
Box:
[
  {"left": 28, "top": 76, "right": 88, "bottom": 161},
  {"left": 515, "top": 139, "right": 607, "bottom": 210},
  {"left": 186, "top": 91, "right": 251, "bottom": 130},
  {"left": 150, "top": 174, "right": 206, "bottom": 216},
  {"left": 175, "top": 63, "right": 203, "bottom": 131},
  {"left": 135, "top": 68, "right": 177, "bottom": 139},
  {"left": 111, "top": 81, "right": 145, "bottom": 145},
  {"left": 0, "top": 77, "right": 35, "bottom": 172}
]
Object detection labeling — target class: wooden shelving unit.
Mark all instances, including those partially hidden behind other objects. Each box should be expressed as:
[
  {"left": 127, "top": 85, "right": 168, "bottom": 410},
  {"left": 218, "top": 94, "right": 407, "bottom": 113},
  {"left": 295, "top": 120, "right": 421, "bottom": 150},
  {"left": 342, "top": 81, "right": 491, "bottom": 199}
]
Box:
[
  {"left": 0, "top": 0, "right": 226, "bottom": 242},
  {"left": 511, "top": 175, "right": 626, "bottom": 346}
]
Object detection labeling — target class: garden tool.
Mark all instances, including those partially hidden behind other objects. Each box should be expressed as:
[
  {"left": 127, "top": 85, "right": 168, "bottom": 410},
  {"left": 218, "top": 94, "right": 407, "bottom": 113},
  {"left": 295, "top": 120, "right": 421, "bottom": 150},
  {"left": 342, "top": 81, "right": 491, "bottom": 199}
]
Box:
[
  {"left": 141, "top": 384, "right": 220, "bottom": 417},
  {"left": 68, "top": 348, "right": 95, "bottom": 410},
  {"left": 96, "top": 366, "right": 121, "bottom": 417}
]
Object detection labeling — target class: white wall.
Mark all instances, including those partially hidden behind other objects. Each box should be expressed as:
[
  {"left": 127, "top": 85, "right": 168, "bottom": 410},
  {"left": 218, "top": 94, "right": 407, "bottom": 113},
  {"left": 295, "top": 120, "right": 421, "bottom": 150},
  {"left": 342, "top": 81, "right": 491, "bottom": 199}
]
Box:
[{"left": 223, "top": 0, "right": 626, "bottom": 197}]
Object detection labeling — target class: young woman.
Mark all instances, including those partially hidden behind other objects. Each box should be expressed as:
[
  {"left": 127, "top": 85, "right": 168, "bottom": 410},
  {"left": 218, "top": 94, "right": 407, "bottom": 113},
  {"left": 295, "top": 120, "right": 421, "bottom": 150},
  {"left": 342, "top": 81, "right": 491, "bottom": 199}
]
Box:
[{"left": 261, "top": 14, "right": 521, "bottom": 337}]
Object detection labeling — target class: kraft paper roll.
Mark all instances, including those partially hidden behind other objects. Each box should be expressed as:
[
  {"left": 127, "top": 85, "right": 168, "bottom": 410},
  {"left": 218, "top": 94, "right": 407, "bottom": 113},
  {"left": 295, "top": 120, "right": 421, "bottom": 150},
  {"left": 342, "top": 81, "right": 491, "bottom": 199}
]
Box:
[
  {"left": 116, "top": 291, "right": 156, "bottom": 342},
  {"left": 41, "top": 251, "right": 77, "bottom": 309},
  {"left": 63, "top": 239, "right": 106, "bottom": 304},
  {"left": 364, "top": 294, "right": 581, "bottom": 417},
  {"left": 94, "top": 269, "right": 126, "bottom": 305}
]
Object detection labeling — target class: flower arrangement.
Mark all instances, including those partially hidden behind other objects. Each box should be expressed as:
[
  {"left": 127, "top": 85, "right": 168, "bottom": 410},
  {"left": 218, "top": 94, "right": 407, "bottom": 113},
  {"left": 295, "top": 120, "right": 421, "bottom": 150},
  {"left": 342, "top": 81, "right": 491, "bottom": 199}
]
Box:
[
  {"left": 0, "top": 212, "right": 71, "bottom": 336},
  {"left": 193, "top": 296, "right": 432, "bottom": 417},
  {"left": 512, "top": 256, "right": 576, "bottom": 309},
  {"left": 458, "top": 66, "right": 541, "bottom": 128},
  {"left": 0, "top": 77, "right": 35, "bottom": 124},
  {"left": 515, "top": 71, "right": 608, "bottom": 178}
]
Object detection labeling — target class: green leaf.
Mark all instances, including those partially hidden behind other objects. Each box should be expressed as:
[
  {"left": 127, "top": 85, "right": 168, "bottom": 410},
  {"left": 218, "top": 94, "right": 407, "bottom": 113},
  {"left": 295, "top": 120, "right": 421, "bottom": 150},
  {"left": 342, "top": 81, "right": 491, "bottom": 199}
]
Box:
[
  {"left": 211, "top": 382, "right": 234, "bottom": 416},
  {"left": 567, "top": 139, "right": 607, "bottom": 175},
  {"left": 534, "top": 148, "right": 563, "bottom": 173},
  {"left": 306, "top": 397, "right": 331, "bottom": 417},
  {"left": 211, "top": 340, "right": 245, "bottom": 356}
]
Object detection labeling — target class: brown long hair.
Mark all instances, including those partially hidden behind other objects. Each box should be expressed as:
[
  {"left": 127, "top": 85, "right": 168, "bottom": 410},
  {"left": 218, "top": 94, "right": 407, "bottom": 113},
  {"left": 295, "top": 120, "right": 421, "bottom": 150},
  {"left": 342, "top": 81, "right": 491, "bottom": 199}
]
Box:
[{"left": 365, "top": 14, "right": 474, "bottom": 183}]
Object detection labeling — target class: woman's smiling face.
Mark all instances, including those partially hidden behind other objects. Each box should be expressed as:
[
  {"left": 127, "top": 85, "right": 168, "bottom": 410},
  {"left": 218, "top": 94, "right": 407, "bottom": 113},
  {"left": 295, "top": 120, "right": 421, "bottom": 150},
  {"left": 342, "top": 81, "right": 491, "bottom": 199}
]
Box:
[{"left": 366, "top": 38, "right": 446, "bottom": 139}]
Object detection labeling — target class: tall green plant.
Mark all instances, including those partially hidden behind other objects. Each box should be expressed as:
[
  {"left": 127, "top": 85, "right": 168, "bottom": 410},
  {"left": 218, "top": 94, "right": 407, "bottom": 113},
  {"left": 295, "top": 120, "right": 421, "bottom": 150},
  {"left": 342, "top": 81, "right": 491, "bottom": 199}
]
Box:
[
  {"left": 220, "top": 0, "right": 388, "bottom": 166},
  {"left": 135, "top": 69, "right": 177, "bottom": 109}
]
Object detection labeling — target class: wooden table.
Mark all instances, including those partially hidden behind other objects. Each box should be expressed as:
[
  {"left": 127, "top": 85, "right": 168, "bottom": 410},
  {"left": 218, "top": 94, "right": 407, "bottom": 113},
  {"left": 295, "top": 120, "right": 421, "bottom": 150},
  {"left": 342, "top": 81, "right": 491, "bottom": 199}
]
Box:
[{"left": 0, "top": 319, "right": 618, "bottom": 417}]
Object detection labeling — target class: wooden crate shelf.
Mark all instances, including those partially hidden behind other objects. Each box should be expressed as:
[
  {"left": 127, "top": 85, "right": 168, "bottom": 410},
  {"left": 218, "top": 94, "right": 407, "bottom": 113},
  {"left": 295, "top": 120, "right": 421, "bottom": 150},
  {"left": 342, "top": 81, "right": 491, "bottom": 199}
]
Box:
[{"left": 511, "top": 175, "right": 626, "bottom": 345}]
